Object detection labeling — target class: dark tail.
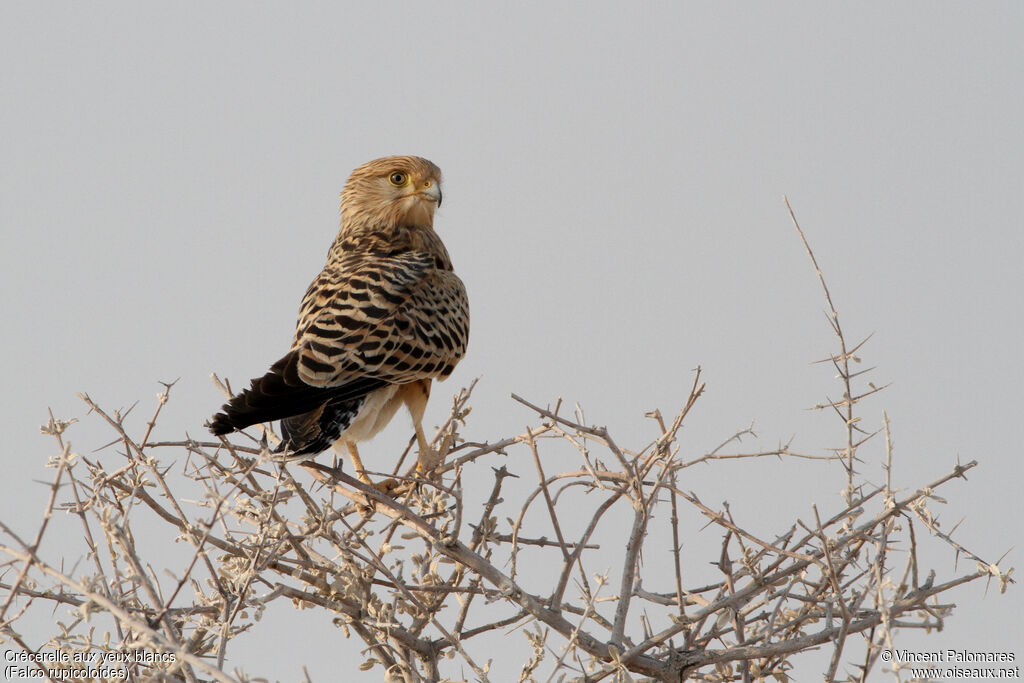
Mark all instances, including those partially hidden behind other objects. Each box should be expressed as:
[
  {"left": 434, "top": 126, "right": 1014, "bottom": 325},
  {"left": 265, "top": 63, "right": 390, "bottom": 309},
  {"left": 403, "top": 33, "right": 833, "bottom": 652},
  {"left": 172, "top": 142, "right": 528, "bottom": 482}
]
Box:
[
  {"left": 209, "top": 350, "right": 384, "bottom": 436},
  {"left": 274, "top": 395, "right": 366, "bottom": 457}
]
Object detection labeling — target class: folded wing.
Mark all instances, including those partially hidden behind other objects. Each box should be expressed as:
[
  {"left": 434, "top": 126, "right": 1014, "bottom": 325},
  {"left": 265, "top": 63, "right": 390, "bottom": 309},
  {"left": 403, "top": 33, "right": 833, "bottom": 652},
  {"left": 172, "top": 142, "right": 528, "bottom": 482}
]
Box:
[{"left": 209, "top": 250, "right": 469, "bottom": 440}]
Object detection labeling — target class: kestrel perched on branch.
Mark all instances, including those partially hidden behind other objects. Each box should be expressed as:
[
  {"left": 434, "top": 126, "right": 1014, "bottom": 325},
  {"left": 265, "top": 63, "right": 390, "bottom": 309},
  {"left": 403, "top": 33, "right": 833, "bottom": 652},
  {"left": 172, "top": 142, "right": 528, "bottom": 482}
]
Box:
[{"left": 209, "top": 156, "right": 469, "bottom": 486}]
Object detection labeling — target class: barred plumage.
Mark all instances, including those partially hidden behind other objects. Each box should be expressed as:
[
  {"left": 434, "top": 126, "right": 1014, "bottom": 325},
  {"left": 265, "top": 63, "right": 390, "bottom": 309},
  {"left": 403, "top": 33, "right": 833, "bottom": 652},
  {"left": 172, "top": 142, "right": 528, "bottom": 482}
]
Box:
[{"left": 209, "top": 156, "right": 469, "bottom": 484}]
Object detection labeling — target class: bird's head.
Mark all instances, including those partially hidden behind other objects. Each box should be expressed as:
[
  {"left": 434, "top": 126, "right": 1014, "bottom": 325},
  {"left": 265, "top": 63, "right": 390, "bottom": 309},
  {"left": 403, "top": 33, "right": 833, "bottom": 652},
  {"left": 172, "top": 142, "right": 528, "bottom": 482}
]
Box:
[{"left": 340, "top": 156, "right": 443, "bottom": 231}]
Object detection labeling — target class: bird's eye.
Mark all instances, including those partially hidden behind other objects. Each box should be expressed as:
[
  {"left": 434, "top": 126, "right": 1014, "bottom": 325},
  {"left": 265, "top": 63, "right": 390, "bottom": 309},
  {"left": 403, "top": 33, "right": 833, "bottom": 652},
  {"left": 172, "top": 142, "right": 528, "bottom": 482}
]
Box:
[{"left": 388, "top": 172, "right": 407, "bottom": 186}]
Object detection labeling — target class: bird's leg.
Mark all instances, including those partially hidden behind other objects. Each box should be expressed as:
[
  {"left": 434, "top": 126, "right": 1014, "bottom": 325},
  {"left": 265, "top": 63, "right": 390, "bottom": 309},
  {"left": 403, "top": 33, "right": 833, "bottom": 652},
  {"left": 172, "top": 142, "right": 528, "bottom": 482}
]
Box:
[
  {"left": 343, "top": 441, "right": 402, "bottom": 494},
  {"left": 413, "top": 420, "right": 438, "bottom": 472},
  {"left": 402, "top": 380, "right": 442, "bottom": 473},
  {"left": 345, "top": 442, "right": 375, "bottom": 487}
]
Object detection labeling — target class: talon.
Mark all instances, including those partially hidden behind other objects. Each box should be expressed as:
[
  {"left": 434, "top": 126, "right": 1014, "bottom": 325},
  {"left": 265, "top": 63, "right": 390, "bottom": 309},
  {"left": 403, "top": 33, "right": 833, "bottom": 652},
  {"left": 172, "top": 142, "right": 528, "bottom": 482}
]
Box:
[
  {"left": 416, "top": 447, "right": 442, "bottom": 473},
  {"left": 373, "top": 477, "right": 402, "bottom": 494},
  {"left": 414, "top": 427, "right": 444, "bottom": 474}
]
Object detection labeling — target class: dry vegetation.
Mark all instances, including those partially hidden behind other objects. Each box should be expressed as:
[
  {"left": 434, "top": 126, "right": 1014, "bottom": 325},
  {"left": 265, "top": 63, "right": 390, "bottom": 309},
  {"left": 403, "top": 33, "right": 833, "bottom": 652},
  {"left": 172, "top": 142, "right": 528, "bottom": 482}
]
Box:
[{"left": 0, "top": 207, "right": 1012, "bottom": 682}]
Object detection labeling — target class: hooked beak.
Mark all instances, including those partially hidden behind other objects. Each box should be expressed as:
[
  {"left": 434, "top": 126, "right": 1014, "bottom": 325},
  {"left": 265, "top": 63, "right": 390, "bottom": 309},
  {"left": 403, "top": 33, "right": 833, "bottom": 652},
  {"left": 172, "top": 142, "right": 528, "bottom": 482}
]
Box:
[{"left": 419, "top": 182, "right": 442, "bottom": 208}]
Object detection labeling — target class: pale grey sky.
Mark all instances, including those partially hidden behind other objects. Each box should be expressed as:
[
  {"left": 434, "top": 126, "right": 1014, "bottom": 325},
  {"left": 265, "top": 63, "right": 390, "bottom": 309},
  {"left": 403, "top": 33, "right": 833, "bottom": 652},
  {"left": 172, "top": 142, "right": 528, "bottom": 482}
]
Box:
[{"left": 2, "top": 3, "right": 1021, "bottom": 680}]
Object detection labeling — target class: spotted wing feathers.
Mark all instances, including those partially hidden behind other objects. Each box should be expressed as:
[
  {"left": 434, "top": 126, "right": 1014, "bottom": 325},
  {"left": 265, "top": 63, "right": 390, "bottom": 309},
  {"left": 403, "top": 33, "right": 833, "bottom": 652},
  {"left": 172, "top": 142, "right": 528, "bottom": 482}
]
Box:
[
  {"left": 208, "top": 249, "right": 468, "bottom": 455},
  {"left": 292, "top": 251, "right": 469, "bottom": 389}
]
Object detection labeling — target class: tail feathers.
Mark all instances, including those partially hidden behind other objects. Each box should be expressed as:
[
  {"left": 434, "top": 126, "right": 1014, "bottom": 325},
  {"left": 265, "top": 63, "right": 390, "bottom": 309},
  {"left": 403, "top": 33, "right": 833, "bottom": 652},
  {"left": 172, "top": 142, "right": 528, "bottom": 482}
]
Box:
[
  {"left": 209, "top": 350, "right": 384, "bottom": 436},
  {"left": 276, "top": 395, "right": 365, "bottom": 457}
]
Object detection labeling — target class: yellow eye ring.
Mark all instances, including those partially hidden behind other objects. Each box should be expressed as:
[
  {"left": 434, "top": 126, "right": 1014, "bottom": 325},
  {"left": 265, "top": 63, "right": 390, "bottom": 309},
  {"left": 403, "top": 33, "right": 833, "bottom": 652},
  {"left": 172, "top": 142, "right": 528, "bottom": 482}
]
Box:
[{"left": 388, "top": 172, "right": 407, "bottom": 186}]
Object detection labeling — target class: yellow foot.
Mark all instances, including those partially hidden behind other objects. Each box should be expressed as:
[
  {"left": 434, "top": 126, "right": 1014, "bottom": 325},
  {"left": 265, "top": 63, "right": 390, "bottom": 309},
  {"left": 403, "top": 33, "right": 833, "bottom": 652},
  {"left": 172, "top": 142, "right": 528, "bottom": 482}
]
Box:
[
  {"left": 416, "top": 445, "right": 446, "bottom": 475},
  {"left": 372, "top": 477, "right": 405, "bottom": 495}
]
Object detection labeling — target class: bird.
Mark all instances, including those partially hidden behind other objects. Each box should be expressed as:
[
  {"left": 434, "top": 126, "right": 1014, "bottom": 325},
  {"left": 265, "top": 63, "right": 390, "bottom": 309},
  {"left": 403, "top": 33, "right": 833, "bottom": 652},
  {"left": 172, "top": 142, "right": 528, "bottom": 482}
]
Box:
[{"left": 209, "top": 156, "right": 469, "bottom": 487}]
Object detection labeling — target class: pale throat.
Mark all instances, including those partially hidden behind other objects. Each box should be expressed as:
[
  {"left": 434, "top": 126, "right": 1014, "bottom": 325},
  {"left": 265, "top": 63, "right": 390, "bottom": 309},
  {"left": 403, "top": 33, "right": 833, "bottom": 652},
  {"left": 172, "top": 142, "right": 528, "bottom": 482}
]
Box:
[
  {"left": 337, "top": 195, "right": 437, "bottom": 237},
  {"left": 396, "top": 196, "right": 436, "bottom": 228}
]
